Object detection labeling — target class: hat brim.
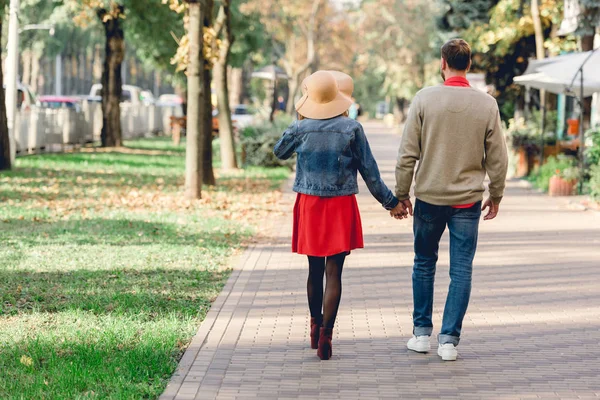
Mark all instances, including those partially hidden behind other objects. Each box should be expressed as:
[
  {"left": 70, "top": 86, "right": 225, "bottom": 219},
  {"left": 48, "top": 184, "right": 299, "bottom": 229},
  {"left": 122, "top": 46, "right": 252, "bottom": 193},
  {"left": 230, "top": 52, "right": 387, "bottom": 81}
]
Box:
[{"left": 295, "top": 92, "right": 353, "bottom": 120}]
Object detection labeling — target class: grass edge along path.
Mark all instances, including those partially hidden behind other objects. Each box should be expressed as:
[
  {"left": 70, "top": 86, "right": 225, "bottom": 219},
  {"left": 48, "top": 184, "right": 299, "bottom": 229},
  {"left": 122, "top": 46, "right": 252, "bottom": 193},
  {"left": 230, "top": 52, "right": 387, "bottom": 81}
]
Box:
[{"left": 0, "top": 137, "right": 289, "bottom": 399}]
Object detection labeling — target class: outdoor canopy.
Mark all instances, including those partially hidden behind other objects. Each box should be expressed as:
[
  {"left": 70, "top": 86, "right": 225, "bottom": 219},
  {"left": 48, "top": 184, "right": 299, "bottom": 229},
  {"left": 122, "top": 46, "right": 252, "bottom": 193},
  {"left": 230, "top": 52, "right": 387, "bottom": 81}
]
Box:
[{"left": 514, "top": 50, "right": 600, "bottom": 97}]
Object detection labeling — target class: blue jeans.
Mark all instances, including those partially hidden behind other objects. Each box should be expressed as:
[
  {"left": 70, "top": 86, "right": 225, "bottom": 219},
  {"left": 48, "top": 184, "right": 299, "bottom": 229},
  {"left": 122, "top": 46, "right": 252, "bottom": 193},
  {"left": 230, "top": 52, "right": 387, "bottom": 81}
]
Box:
[{"left": 412, "top": 199, "right": 481, "bottom": 346}]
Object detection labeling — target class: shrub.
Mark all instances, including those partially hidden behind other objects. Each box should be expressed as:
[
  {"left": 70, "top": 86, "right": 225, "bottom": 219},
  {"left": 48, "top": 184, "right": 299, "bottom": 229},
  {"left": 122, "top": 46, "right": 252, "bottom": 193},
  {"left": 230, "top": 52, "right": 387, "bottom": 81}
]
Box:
[
  {"left": 505, "top": 118, "right": 542, "bottom": 154},
  {"left": 240, "top": 114, "right": 296, "bottom": 169},
  {"left": 529, "top": 155, "right": 577, "bottom": 192},
  {"left": 585, "top": 127, "right": 600, "bottom": 168},
  {"left": 590, "top": 164, "right": 600, "bottom": 201}
]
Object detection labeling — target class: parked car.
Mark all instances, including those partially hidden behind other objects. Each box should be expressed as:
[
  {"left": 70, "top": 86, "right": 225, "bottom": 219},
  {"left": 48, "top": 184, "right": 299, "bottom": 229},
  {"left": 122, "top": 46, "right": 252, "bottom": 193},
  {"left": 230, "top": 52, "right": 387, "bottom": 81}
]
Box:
[
  {"left": 140, "top": 90, "right": 156, "bottom": 106},
  {"left": 88, "top": 84, "right": 144, "bottom": 105},
  {"left": 38, "top": 95, "right": 82, "bottom": 112},
  {"left": 231, "top": 105, "right": 255, "bottom": 129},
  {"left": 158, "top": 94, "right": 184, "bottom": 106},
  {"left": 3, "top": 82, "right": 40, "bottom": 111}
]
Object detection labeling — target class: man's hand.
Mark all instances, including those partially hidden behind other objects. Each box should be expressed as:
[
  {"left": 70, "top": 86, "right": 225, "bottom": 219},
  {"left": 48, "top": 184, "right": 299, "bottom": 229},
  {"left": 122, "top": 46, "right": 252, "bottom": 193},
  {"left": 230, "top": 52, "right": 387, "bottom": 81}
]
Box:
[
  {"left": 400, "top": 199, "right": 413, "bottom": 217},
  {"left": 390, "top": 203, "right": 408, "bottom": 220},
  {"left": 482, "top": 198, "right": 499, "bottom": 220}
]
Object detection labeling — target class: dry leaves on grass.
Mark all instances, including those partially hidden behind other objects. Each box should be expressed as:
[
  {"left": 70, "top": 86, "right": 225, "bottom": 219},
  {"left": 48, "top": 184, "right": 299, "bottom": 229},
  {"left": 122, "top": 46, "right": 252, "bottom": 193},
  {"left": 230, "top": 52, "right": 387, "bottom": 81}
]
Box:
[{"left": 4, "top": 169, "right": 285, "bottom": 227}]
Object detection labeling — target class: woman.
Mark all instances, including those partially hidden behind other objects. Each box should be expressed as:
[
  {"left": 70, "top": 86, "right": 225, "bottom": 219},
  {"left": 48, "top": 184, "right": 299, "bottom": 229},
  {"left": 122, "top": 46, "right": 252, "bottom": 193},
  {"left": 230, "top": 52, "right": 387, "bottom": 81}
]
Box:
[{"left": 274, "top": 70, "right": 406, "bottom": 360}]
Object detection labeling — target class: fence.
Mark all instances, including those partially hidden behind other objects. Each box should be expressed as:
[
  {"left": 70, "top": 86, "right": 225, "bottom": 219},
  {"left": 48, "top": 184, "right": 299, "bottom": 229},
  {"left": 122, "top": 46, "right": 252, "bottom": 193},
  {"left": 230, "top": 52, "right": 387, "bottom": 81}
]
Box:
[{"left": 14, "top": 101, "right": 184, "bottom": 154}]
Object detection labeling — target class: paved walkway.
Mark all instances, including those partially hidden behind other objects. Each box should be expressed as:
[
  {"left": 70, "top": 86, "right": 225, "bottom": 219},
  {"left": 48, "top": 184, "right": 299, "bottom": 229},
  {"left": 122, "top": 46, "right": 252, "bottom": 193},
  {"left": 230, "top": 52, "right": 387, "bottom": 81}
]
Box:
[{"left": 161, "top": 122, "right": 600, "bottom": 400}]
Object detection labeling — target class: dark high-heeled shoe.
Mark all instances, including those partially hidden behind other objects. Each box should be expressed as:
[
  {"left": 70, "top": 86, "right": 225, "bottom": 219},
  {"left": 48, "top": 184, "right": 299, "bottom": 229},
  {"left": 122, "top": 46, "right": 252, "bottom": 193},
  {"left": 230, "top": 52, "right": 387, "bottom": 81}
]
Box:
[
  {"left": 317, "top": 327, "right": 333, "bottom": 360},
  {"left": 310, "top": 317, "right": 322, "bottom": 349}
]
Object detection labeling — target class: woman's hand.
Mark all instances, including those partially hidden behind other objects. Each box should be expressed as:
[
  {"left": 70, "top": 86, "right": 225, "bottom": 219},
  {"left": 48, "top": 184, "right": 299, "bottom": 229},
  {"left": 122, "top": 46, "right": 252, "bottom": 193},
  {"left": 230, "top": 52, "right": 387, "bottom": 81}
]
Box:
[{"left": 390, "top": 203, "right": 409, "bottom": 220}]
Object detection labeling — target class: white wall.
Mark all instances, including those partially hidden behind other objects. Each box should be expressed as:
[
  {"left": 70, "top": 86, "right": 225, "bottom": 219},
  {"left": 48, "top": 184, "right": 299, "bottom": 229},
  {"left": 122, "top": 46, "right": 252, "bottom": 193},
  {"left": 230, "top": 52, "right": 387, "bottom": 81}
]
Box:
[{"left": 14, "top": 102, "right": 183, "bottom": 154}]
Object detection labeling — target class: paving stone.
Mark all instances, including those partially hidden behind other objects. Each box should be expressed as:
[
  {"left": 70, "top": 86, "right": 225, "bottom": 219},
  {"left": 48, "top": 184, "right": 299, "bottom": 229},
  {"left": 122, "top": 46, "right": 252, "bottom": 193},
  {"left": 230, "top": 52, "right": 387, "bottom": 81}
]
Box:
[{"left": 163, "top": 122, "right": 600, "bottom": 399}]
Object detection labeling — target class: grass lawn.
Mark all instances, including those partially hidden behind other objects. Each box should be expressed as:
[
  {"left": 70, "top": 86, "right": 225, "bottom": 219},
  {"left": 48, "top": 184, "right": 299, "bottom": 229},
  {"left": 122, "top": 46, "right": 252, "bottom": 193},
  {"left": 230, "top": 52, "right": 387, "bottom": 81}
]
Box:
[{"left": 0, "top": 137, "right": 289, "bottom": 399}]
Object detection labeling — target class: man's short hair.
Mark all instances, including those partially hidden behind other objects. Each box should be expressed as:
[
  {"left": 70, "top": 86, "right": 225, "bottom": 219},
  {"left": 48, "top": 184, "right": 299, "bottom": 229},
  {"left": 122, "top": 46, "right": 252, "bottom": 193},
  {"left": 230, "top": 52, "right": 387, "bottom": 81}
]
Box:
[{"left": 441, "top": 39, "right": 471, "bottom": 71}]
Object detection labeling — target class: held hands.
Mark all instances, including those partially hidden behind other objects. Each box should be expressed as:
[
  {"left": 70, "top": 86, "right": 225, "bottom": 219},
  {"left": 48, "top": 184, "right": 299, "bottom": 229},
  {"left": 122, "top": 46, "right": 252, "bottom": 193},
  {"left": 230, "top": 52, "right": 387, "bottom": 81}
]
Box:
[
  {"left": 390, "top": 199, "right": 413, "bottom": 220},
  {"left": 390, "top": 197, "right": 500, "bottom": 221}
]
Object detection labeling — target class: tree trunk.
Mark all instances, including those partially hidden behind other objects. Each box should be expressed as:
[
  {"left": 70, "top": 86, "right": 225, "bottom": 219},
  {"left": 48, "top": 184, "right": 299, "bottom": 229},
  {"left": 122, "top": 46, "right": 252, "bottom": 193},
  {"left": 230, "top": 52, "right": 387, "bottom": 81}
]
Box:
[
  {"left": 270, "top": 79, "right": 278, "bottom": 122},
  {"left": 286, "top": 76, "right": 299, "bottom": 114},
  {"left": 202, "top": 0, "right": 216, "bottom": 185},
  {"left": 22, "top": 50, "right": 32, "bottom": 89},
  {"left": 185, "top": 0, "right": 205, "bottom": 199},
  {"left": 215, "top": 1, "right": 238, "bottom": 170},
  {"left": 0, "top": 20, "right": 11, "bottom": 171},
  {"left": 229, "top": 67, "right": 243, "bottom": 106},
  {"left": 284, "top": 0, "right": 322, "bottom": 114},
  {"left": 395, "top": 97, "right": 407, "bottom": 122},
  {"left": 98, "top": 7, "right": 125, "bottom": 148},
  {"left": 93, "top": 44, "right": 103, "bottom": 82},
  {"left": 31, "top": 51, "right": 41, "bottom": 93}
]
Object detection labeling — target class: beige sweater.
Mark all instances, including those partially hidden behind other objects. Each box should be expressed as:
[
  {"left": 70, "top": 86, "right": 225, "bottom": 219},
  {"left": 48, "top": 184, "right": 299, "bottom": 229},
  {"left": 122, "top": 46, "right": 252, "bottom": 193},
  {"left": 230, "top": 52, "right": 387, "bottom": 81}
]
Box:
[{"left": 395, "top": 85, "right": 508, "bottom": 205}]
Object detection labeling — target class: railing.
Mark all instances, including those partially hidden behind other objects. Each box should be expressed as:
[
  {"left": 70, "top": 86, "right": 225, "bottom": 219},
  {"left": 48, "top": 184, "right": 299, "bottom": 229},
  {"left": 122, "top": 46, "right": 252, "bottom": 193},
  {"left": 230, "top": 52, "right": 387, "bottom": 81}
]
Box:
[{"left": 14, "top": 101, "right": 184, "bottom": 154}]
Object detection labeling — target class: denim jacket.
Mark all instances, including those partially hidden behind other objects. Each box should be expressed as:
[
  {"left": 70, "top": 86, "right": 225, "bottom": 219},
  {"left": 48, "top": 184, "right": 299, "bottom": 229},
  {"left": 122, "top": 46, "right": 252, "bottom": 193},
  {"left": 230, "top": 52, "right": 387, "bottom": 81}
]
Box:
[{"left": 273, "top": 116, "right": 399, "bottom": 210}]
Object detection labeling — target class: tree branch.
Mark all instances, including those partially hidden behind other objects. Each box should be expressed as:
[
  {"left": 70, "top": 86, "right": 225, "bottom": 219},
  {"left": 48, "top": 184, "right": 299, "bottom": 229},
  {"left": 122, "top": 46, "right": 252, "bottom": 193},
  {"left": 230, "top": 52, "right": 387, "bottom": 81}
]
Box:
[
  {"left": 213, "top": 5, "right": 226, "bottom": 38},
  {"left": 294, "top": 0, "right": 323, "bottom": 78}
]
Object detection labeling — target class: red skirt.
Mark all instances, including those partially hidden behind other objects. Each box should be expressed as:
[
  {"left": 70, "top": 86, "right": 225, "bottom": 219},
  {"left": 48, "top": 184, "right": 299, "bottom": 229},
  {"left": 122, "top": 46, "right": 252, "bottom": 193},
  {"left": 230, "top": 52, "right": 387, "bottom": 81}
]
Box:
[{"left": 292, "top": 193, "right": 364, "bottom": 257}]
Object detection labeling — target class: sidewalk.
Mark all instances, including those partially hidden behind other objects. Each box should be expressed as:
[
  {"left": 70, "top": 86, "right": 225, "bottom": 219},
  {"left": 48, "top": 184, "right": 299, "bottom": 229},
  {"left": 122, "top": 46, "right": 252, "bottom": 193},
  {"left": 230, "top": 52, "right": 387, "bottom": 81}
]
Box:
[{"left": 161, "top": 122, "right": 600, "bottom": 400}]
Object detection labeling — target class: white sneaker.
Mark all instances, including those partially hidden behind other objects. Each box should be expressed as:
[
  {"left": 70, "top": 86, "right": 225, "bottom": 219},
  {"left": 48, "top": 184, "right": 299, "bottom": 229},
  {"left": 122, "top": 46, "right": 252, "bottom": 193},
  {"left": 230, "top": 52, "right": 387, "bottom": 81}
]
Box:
[
  {"left": 407, "top": 335, "right": 431, "bottom": 353},
  {"left": 438, "top": 343, "right": 458, "bottom": 361}
]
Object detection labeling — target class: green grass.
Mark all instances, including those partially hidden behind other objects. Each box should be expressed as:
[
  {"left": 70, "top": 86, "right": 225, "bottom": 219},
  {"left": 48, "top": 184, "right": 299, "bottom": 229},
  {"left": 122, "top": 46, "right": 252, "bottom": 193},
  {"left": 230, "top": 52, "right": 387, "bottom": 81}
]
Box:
[{"left": 0, "top": 137, "right": 289, "bottom": 399}]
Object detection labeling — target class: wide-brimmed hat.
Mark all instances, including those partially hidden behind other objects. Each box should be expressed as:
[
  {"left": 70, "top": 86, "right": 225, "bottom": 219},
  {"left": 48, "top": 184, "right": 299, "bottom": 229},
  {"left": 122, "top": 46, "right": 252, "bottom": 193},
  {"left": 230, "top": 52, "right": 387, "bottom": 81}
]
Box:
[
  {"left": 296, "top": 71, "right": 353, "bottom": 120},
  {"left": 301, "top": 70, "right": 354, "bottom": 98},
  {"left": 326, "top": 70, "right": 354, "bottom": 98}
]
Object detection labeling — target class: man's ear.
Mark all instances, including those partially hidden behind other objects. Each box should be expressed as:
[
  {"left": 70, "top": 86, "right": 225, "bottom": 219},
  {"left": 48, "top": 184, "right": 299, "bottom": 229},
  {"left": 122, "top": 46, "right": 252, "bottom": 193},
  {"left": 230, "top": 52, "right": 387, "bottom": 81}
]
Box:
[{"left": 440, "top": 57, "right": 447, "bottom": 70}]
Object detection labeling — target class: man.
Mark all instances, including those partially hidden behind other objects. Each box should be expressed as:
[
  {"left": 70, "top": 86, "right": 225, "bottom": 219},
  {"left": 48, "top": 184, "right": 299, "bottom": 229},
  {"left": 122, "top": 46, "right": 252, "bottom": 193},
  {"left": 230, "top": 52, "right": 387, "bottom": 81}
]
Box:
[{"left": 392, "top": 39, "right": 508, "bottom": 361}]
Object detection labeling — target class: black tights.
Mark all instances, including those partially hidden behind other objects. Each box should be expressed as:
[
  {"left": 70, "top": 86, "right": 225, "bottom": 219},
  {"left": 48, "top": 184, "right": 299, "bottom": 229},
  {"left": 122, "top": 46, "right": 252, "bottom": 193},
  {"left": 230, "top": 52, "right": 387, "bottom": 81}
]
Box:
[{"left": 307, "top": 252, "right": 346, "bottom": 329}]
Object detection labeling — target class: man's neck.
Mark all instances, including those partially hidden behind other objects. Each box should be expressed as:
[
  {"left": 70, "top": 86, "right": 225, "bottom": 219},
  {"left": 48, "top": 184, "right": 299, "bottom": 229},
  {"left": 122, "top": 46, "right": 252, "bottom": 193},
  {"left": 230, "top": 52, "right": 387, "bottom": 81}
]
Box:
[{"left": 444, "top": 70, "right": 468, "bottom": 80}]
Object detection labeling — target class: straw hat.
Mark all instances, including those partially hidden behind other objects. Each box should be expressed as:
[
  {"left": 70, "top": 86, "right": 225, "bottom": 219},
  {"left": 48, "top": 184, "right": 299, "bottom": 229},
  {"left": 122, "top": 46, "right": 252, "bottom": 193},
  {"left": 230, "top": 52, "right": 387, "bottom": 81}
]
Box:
[
  {"left": 326, "top": 70, "right": 354, "bottom": 98},
  {"left": 301, "top": 70, "right": 354, "bottom": 98},
  {"left": 296, "top": 71, "right": 353, "bottom": 120}
]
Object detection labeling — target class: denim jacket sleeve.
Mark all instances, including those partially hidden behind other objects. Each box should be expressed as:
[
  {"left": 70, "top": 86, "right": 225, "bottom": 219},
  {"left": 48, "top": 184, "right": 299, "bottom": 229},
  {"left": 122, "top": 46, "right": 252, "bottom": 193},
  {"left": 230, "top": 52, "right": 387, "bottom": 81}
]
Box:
[
  {"left": 351, "top": 124, "right": 400, "bottom": 210},
  {"left": 273, "top": 121, "right": 299, "bottom": 160}
]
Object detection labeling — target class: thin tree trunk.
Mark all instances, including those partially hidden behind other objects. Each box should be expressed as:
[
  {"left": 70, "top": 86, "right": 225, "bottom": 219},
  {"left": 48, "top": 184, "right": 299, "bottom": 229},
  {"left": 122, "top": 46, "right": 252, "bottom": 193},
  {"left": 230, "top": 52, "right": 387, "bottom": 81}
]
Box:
[
  {"left": 185, "top": 0, "right": 205, "bottom": 199},
  {"left": 202, "top": 0, "right": 216, "bottom": 185},
  {"left": 79, "top": 52, "right": 85, "bottom": 94},
  {"left": 284, "top": 0, "right": 322, "bottom": 114},
  {"left": 98, "top": 6, "right": 125, "bottom": 148},
  {"left": 229, "top": 67, "right": 243, "bottom": 106},
  {"left": 286, "top": 77, "right": 299, "bottom": 114},
  {"left": 71, "top": 54, "right": 79, "bottom": 94},
  {"left": 0, "top": 19, "right": 11, "bottom": 171},
  {"left": 270, "top": 79, "right": 278, "bottom": 122},
  {"left": 31, "top": 51, "right": 41, "bottom": 93},
  {"left": 215, "top": 1, "right": 238, "bottom": 170},
  {"left": 22, "top": 50, "right": 32, "bottom": 89},
  {"left": 93, "top": 45, "right": 103, "bottom": 82},
  {"left": 395, "top": 97, "right": 407, "bottom": 122}
]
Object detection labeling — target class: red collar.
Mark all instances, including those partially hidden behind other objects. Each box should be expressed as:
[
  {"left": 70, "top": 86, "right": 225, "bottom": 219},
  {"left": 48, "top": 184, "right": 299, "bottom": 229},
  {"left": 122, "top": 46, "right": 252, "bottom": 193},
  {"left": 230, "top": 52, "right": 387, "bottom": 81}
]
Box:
[{"left": 444, "top": 76, "right": 470, "bottom": 87}]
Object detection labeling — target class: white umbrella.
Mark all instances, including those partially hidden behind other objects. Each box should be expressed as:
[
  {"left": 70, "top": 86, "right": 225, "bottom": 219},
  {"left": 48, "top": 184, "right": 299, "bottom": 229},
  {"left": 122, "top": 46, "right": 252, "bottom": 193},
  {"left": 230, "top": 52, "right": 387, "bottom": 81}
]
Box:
[
  {"left": 538, "top": 50, "right": 600, "bottom": 94},
  {"left": 513, "top": 71, "right": 600, "bottom": 97}
]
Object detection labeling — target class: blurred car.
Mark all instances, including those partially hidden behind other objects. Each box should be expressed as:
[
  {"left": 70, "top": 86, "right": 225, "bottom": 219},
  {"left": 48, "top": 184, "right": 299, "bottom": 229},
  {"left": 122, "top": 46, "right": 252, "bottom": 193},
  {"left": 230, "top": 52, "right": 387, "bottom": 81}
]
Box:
[
  {"left": 3, "top": 82, "right": 40, "bottom": 111},
  {"left": 38, "top": 95, "right": 82, "bottom": 112},
  {"left": 88, "top": 84, "right": 143, "bottom": 105},
  {"left": 231, "top": 105, "right": 255, "bottom": 129},
  {"left": 158, "top": 94, "right": 184, "bottom": 106},
  {"left": 140, "top": 90, "right": 156, "bottom": 106}
]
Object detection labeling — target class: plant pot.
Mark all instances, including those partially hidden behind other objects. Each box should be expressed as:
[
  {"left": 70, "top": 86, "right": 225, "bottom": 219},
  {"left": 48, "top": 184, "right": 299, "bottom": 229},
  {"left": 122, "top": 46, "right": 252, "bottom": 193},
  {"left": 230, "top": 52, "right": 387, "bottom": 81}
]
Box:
[{"left": 548, "top": 175, "right": 577, "bottom": 197}]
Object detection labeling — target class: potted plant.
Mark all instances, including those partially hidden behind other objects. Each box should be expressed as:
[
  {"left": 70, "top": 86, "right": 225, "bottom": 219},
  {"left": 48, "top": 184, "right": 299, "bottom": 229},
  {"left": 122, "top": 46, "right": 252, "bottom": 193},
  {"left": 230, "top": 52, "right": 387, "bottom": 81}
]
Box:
[
  {"left": 505, "top": 118, "right": 540, "bottom": 177},
  {"left": 549, "top": 166, "right": 578, "bottom": 197}
]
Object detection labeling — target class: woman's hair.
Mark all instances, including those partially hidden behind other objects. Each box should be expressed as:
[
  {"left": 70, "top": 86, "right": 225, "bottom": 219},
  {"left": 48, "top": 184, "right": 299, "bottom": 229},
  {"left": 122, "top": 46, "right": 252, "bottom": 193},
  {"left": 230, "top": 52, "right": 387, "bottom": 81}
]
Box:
[{"left": 297, "top": 110, "right": 349, "bottom": 120}]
